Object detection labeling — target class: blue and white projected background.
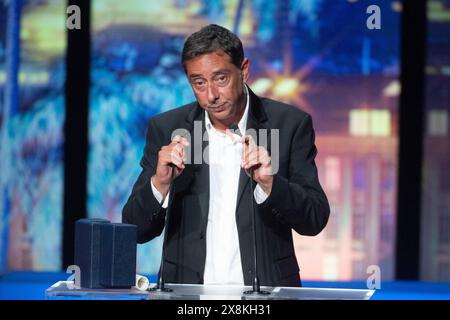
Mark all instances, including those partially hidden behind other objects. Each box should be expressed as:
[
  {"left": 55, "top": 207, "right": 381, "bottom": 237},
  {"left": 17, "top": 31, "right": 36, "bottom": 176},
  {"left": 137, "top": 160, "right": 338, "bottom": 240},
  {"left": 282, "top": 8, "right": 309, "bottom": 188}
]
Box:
[
  {"left": 0, "top": 0, "right": 66, "bottom": 272},
  {"left": 89, "top": 0, "right": 401, "bottom": 280}
]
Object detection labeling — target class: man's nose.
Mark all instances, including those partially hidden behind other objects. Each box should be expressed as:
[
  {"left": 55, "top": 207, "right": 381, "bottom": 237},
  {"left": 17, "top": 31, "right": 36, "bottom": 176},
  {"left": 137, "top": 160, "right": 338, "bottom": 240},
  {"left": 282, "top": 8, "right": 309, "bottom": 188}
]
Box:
[{"left": 207, "top": 83, "right": 219, "bottom": 104}]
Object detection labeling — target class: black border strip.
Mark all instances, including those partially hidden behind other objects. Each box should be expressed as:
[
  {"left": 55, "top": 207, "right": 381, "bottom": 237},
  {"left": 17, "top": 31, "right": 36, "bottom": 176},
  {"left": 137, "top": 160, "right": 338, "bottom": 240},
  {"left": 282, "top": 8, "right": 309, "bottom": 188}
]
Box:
[
  {"left": 63, "top": 0, "right": 91, "bottom": 269},
  {"left": 395, "top": 0, "right": 427, "bottom": 280}
]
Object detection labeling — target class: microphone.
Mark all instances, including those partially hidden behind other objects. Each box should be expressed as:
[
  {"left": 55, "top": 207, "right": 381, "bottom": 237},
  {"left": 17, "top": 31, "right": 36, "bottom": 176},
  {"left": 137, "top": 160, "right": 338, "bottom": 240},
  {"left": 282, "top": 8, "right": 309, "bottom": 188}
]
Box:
[{"left": 229, "top": 124, "right": 270, "bottom": 296}]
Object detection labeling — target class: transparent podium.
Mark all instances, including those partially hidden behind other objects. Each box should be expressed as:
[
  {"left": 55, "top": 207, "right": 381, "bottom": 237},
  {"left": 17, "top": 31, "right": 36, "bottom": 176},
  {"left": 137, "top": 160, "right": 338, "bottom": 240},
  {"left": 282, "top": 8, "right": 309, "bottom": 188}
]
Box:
[{"left": 45, "top": 281, "right": 374, "bottom": 300}]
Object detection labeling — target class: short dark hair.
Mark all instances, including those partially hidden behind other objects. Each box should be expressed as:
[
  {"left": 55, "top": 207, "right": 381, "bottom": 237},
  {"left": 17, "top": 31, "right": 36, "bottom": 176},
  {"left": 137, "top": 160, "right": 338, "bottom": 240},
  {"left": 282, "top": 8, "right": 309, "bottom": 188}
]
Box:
[{"left": 181, "top": 24, "right": 244, "bottom": 71}]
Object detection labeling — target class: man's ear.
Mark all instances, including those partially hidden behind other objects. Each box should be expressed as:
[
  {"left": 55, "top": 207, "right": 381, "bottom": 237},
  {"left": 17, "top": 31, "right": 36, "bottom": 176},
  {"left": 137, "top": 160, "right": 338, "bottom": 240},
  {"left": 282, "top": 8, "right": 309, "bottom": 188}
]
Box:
[{"left": 241, "top": 58, "right": 250, "bottom": 83}]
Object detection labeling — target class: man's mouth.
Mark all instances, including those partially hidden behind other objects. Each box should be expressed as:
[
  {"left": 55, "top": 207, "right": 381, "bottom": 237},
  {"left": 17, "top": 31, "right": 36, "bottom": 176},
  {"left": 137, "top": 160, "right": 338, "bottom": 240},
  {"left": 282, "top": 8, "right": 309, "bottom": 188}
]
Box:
[{"left": 209, "top": 103, "right": 226, "bottom": 111}]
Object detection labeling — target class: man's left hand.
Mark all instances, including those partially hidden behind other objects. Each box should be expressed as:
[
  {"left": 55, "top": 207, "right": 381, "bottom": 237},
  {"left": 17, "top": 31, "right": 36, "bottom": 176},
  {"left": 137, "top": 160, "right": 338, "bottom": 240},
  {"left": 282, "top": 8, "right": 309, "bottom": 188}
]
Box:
[{"left": 241, "top": 135, "right": 273, "bottom": 195}]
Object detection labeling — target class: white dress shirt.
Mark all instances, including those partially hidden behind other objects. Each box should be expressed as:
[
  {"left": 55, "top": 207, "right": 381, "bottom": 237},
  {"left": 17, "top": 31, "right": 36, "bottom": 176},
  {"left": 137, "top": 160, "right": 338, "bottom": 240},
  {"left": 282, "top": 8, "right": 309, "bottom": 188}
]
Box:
[{"left": 151, "top": 85, "right": 269, "bottom": 285}]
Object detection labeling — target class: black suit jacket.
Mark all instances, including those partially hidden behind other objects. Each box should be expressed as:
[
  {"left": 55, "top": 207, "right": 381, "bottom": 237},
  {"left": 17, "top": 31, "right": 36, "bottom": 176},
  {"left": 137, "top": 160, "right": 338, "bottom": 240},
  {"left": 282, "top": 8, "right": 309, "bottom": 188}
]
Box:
[{"left": 122, "top": 88, "right": 330, "bottom": 287}]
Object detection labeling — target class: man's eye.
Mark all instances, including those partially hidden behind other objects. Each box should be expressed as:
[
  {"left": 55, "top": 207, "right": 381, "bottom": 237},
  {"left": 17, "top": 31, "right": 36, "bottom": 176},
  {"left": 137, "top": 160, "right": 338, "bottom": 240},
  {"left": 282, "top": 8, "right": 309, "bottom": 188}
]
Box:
[
  {"left": 193, "top": 81, "right": 205, "bottom": 88},
  {"left": 216, "top": 75, "right": 228, "bottom": 84}
]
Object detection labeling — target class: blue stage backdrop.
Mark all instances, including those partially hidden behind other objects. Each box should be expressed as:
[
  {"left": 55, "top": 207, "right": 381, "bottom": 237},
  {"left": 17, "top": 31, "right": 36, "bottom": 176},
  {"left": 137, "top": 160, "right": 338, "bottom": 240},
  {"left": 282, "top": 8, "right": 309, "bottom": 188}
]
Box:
[
  {"left": 0, "top": 0, "right": 7, "bottom": 275},
  {"left": 88, "top": 0, "right": 401, "bottom": 280},
  {"left": 0, "top": 0, "right": 447, "bottom": 283},
  {"left": 0, "top": 0, "right": 66, "bottom": 272}
]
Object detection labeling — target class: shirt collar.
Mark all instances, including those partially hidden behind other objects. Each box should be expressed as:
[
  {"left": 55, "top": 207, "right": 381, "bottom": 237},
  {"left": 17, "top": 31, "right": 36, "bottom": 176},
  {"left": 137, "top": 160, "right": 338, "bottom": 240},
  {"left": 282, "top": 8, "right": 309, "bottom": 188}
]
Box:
[{"left": 205, "top": 84, "right": 250, "bottom": 137}]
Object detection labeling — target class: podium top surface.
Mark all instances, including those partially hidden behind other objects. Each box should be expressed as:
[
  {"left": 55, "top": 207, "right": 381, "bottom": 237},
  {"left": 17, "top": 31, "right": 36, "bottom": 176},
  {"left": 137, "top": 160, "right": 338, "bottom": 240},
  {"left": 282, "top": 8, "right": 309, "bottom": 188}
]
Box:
[{"left": 45, "top": 281, "right": 375, "bottom": 300}]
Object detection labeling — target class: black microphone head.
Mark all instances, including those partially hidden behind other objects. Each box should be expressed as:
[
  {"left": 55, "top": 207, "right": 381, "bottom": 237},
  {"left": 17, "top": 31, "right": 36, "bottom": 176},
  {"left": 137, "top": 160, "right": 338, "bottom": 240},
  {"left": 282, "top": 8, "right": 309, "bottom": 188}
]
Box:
[{"left": 229, "top": 123, "right": 242, "bottom": 137}]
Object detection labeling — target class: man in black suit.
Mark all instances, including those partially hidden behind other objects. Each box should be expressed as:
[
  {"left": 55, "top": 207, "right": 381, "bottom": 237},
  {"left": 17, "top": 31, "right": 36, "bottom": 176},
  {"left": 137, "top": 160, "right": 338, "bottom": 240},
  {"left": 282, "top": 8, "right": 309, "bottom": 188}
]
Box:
[{"left": 122, "top": 24, "right": 330, "bottom": 287}]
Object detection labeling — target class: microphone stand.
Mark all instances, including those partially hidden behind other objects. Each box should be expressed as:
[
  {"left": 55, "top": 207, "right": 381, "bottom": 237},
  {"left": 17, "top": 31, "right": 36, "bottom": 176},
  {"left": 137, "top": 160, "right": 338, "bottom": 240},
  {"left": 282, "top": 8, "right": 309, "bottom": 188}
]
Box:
[
  {"left": 243, "top": 167, "right": 269, "bottom": 296},
  {"left": 148, "top": 168, "right": 176, "bottom": 293},
  {"left": 228, "top": 123, "right": 269, "bottom": 295}
]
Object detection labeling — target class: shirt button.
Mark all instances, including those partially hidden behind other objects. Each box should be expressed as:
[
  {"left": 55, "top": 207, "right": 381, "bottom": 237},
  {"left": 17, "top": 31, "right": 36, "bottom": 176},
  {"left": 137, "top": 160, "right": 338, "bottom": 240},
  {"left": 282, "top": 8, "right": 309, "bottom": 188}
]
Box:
[{"left": 199, "top": 231, "right": 204, "bottom": 239}]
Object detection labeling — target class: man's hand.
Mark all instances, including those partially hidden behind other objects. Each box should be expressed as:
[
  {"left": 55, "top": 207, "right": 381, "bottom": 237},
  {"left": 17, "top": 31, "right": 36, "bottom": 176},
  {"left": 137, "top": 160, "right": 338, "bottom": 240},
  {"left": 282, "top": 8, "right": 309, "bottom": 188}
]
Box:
[
  {"left": 152, "top": 135, "right": 189, "bottom": 199},
  {"left": 241, "top": 135, "right": 273, "bottom": 195}
]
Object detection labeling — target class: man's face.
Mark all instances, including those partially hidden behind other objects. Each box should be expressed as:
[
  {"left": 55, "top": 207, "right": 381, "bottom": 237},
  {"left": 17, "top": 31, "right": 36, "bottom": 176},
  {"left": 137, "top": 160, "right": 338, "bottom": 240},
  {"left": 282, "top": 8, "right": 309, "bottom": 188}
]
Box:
[{"left": 185, "top": 51, "right": 249, "bottom": 128}]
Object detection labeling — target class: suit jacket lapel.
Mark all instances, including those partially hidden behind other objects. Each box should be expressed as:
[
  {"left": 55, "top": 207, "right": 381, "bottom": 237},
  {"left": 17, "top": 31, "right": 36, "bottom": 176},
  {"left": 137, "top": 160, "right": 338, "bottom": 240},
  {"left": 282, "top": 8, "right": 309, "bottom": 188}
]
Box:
[
  {"left": 235, "top": 88, "right": 268, "bottom": 213},
  {"left": 173, "top": 104, "right": 210, "bottom": 229},
  {"left": 196, "top": 126, "right": 210, "bottom": 231}
]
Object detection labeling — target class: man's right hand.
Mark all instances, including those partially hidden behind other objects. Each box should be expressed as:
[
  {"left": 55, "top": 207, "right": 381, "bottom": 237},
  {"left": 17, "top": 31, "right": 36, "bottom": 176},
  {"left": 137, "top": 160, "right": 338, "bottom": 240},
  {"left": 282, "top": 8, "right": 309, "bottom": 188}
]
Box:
[{"left": 151, "top": 135, "right": 190, "bottom": 199}]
